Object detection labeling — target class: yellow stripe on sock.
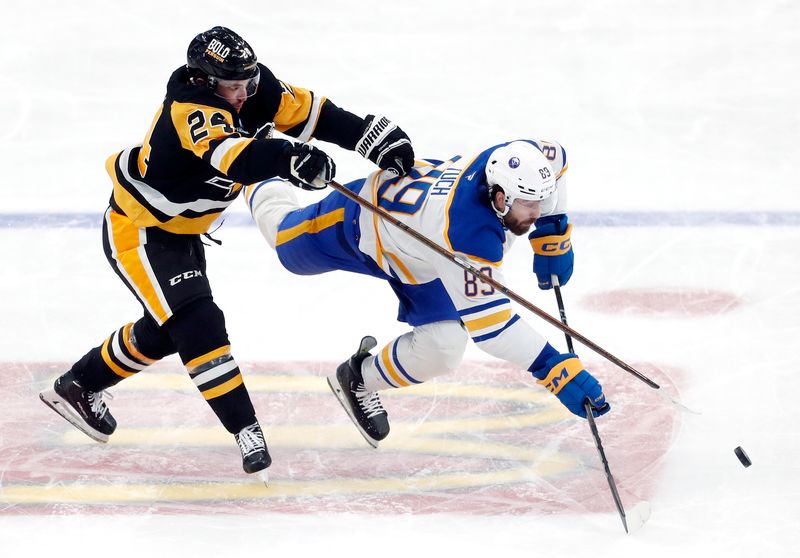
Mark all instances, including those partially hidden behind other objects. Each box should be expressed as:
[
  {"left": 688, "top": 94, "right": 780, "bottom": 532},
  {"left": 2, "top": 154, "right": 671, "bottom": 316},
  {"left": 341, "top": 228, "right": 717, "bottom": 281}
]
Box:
[
  {"left": 121, "top": 323, "right": 157, "bottom": 365},
  {"left": 186, "top": 345, "right": 231, "bottom": 370},
  {"left": 381, "top": 344, "right": 410, "bottom": 387},
  {"left": 101, "top": 336, "right": 135, "bottom": 378},
  {"left": 202, "top": 374, "right": 244, "bottom": 400}
]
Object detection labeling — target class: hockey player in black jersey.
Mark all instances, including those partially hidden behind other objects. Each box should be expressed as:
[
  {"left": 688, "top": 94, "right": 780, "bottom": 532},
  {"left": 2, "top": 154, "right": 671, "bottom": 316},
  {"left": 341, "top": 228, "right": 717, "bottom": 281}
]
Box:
[{"left": 39, "top": 26, "right": 415, "bottom": 476}]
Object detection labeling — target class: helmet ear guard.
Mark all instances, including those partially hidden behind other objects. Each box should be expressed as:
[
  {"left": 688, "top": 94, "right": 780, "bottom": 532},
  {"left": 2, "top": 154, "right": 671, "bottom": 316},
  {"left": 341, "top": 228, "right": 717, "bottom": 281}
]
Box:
[{"left": 488, "top": 184, "right": 511, "bottom": 217}]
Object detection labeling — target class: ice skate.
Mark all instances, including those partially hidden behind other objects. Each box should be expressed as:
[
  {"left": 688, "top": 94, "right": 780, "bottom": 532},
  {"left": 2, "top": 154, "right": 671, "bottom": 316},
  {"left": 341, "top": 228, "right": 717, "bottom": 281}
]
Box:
[
  {"left": 39, "top": 371, "right": 117, "bottom": 443},
  {"left": 327, "top": 336, "right": 390, "bottom": 448},
  {"left": 235, "top": 421, "right": 271, "bottom": 474}
]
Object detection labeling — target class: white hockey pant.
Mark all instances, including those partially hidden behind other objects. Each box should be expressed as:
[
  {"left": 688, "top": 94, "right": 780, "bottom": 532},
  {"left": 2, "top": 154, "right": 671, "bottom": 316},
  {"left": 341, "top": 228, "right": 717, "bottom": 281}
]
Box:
[
  {"left": 248, "top": 180, "right": 299, "bottom": 249},
  {"left": 361, "top": 320, "right": 469, "bottom": 392}
]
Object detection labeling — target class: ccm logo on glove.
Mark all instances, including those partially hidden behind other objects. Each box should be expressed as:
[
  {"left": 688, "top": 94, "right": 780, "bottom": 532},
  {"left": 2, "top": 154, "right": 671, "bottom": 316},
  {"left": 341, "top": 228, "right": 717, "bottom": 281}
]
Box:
[
  {"left": 537, "top": 356, "right": 583, "bottom": 394},
  {"left": 530, "top": 224, "right": 573, "bottom": 255}
]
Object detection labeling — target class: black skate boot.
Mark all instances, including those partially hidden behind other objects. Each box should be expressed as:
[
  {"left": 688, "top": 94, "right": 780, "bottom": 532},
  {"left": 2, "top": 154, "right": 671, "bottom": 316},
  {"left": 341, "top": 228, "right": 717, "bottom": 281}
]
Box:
[
  {"left": 327, "top": 336, "right": 390, "bottom": 448},
  {"left": 235, "top": 421, "right": 271, "bottom": 474},
  {"left": 39, "top": 370, "right": 117, "bottom": 443}
]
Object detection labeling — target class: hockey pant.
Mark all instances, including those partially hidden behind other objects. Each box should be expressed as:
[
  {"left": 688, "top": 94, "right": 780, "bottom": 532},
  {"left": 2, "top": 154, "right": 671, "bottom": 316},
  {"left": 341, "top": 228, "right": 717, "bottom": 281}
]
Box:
[{"left": 66, "top": 208, "right": 257, "bottom": 434}]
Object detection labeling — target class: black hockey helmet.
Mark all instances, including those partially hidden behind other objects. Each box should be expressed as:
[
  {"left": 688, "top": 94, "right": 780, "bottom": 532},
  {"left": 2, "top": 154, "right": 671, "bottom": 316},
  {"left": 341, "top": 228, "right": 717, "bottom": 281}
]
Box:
[{"left": 186, "top": 26, "right": 259, "bottom": 93}]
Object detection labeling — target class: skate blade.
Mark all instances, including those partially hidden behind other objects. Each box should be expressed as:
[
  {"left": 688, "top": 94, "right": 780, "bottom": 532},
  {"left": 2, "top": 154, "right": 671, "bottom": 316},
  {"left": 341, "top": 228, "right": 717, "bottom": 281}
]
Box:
[
  {"left": 39, "top": 390, "right": 109, "bottom": 443},
  {"left": 625, "top": 501, "right": 651, "bottom": 534},
  {"left": 258, "top": 469, "right": 269, "bottom": 487},
  {"left": 326, "top": 375, "right": 380, "bottom": 449}
]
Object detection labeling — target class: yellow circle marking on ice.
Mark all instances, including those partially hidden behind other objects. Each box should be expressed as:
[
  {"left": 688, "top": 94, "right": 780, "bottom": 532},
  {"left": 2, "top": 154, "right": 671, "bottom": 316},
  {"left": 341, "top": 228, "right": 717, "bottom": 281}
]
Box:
[{"left": 8, "top": 374, "right": 576, "bottom": 505}]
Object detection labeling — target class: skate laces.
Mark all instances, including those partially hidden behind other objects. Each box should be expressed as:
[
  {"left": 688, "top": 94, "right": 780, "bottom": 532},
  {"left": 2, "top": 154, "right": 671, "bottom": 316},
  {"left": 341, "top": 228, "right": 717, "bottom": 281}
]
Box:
[
  {"left": 355, "top": 383, "right": 386, "bottom": 418},
  {"left": 87, "top": 390, "right": 112, "bottom": 418},
  {"left": 237, "top": 423, "right": 265, "bottom": 456}
]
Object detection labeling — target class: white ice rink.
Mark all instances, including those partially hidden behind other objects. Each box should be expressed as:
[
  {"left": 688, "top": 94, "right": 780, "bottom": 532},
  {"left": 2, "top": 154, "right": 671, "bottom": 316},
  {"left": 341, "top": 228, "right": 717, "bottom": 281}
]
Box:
[{"left": 2, "top": 1, "right": 799, "bottom": 556}]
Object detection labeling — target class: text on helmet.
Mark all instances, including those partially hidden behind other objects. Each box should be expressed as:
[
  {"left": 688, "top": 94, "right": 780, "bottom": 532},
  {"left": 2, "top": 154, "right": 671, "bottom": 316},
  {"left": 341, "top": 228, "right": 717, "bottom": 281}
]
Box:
[{"left": 206, "top": 39, "right": 231, "bottom": 63}]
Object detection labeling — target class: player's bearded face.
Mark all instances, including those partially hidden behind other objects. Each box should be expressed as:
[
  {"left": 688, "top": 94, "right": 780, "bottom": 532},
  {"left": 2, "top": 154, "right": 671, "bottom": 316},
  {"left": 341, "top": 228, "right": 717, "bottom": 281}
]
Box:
[{"left": 504, "top": 199, "right": 541, "bottom": 235}]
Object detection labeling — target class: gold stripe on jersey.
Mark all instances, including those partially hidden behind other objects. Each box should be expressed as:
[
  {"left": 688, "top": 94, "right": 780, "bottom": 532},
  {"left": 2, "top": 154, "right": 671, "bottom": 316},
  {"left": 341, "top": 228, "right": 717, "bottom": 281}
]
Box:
[
  {"left": 170, "top": 102, "right": 236, "bottom": 158},
  {"left": 108, "top": 154, "right": 161, "bottom": 226},
  {"left": 210, "top": 137, "right": 255, "bottom": 174},
  {"left": 274, "top": 82, "right": 317, "bottom": 133},
  {"left": 275, "top": 208, "right": 345, "bottom": 246},
  {"left": 186, "top": 345, "right": 232, "bottom": 370},
  {"left": 108, "top": 153, "right": 236, "bottom": 235},
  {"left": 385, "top": 251, "right": 418, "bottom": 284},
  {"left": 369, "top": 172, "right": 386, "bottom": 271},
  {"left": 107, "top": 210, "right": 171, "bottom": 324},
  {"left": 138, "top": 104, "right": 163, "bottom": 177},
  {"left": 556, "top": 162, "right": 568, "bottom": 180}
]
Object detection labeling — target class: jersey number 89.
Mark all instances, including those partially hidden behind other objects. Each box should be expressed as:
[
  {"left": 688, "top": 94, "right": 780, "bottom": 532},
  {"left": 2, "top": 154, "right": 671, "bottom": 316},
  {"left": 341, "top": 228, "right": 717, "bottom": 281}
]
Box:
[{"left": 464, "top": 268, "right": 495, "bottom": 297}]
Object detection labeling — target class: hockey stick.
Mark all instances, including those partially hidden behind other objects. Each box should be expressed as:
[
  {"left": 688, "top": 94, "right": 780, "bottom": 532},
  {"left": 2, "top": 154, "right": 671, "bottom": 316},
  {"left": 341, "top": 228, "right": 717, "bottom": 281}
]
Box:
[
  {"left": 550, "top": 274, "right": 696, "bottom": 414},
  {"left": 551, "top": 275, "right": 575, "bottom": 353},
  {"left": 584, "top": 400, "right": 651, "bottom": 533},
  {"left": 328, "top": 180, "right": 696, "bottom": 411},
  {"left": 554, "top": 274, "right": 649, "bottom": 532},
  {"left": 326, "top": 179, "right": 667, "bottom": 390}
]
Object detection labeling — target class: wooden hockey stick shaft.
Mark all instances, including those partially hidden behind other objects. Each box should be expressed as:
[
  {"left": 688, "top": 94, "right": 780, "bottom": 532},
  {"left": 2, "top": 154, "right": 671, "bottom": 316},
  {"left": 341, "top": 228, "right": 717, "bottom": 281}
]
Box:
[{"left": 326, "top": 179, "right": 660, "bottom": 389}]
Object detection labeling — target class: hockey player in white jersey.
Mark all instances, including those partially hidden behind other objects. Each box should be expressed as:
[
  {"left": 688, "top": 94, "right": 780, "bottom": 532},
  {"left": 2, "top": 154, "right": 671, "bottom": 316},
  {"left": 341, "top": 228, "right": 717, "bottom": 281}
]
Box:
[{"left": 246, "top": 138, "right": 610, "bottom": 447}]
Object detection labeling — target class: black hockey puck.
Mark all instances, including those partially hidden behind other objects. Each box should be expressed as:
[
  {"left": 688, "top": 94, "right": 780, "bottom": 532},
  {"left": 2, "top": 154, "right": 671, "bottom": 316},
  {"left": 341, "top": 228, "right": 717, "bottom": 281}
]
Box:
[{"left": 734, "top": 446, "right": 751, "bottom": 468}]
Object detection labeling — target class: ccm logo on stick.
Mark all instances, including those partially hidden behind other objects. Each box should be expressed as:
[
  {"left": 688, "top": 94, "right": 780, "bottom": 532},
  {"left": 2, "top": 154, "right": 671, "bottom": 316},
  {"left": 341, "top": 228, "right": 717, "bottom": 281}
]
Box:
[{"left": 169, "top": 270, "right": 203, "bottom": 286}]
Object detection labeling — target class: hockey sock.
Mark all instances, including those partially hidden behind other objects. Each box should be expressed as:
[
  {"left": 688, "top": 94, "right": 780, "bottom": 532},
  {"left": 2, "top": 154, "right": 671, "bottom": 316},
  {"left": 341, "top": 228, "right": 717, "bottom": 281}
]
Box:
[
  {"left": 69, "top": 322, "right": 163, "bottom": 392},
  {"left": 360, "top": 322, "right": 467, "bottom": 391},
  {"left": 164, "top": 298, "right": 256, "bottom": 434},
  {"left": 185, "top": 347, "right": 255, "bottom": 434}
]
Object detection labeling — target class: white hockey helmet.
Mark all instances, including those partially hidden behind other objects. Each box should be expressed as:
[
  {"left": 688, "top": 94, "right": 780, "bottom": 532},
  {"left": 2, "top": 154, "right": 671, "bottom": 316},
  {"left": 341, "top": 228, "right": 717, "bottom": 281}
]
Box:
[{"left": 485, "top": 141, "right": 556, "bottom": 215}]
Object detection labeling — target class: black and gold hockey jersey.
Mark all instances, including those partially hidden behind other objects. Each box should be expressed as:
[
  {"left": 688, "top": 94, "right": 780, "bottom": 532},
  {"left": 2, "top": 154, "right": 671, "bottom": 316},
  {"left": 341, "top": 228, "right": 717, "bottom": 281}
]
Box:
[{"left": 106, "top": 63, "right": 366, "bottom": 234}]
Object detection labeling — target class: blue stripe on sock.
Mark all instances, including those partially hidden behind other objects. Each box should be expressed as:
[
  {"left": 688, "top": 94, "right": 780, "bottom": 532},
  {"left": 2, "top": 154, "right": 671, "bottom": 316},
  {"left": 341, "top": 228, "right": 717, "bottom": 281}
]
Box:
[
  {"left": 374, "top": 357, "right": 399, "bottom": 388},
  {"left": 392, "top": 339, "right": 421, "bottom": 385}
]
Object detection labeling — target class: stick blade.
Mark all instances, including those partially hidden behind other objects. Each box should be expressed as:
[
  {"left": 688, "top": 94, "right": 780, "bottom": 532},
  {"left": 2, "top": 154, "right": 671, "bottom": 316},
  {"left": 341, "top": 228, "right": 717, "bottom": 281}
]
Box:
[
  {"left": 657, "top": 388, "right": 701, "bottom": 415},
  {"left": 626, "top": 501, "right": 651, "bottom": 534}
]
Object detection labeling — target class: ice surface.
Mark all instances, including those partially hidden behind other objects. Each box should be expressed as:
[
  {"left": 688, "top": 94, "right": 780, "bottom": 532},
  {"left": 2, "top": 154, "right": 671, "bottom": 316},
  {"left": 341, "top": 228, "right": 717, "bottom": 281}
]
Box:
[{"left": 2, "top": 1, "right": 799, "bottom": 557}]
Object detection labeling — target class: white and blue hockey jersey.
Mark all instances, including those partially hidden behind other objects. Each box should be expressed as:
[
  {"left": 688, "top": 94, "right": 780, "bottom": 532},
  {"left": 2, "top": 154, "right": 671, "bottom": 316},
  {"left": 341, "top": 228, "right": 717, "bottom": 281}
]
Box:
[{"left": 250, "top": 138, "right": 568, "bottom": 371}]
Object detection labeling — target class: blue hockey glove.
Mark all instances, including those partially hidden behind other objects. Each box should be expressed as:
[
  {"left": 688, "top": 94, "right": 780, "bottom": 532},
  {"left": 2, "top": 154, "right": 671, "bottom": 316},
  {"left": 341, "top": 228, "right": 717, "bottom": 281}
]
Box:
[
  {"left": 528, "top": 214, "right": 573, "bottom": 290},
  {"left": 531, "top": 350, "right": 610, "bottom": 419}
]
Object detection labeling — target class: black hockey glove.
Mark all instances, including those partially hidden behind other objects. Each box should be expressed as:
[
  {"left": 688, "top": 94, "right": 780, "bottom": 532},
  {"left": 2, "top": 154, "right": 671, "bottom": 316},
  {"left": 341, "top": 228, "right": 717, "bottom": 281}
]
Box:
[
  {"left": 355, "top": 115, "right": 414, "bottom": 177},
  {"left": 279, "top": 143, "right": 335, "bottom": 191}
]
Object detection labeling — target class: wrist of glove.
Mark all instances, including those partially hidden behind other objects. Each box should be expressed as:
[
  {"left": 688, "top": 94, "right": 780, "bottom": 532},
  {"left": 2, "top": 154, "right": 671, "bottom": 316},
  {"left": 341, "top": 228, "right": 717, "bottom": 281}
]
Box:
[
  {"left": 528, "top": 214, "right": 573, "bottom": 290},
  {"left": 531, "top": 350, "right": 609, "bottom": 419},
  {"left": 279, "top": 142, "right": 335, "bottom": 191},
  {"left": 355, "top": 114, "right": 415, "bottom": 177}
]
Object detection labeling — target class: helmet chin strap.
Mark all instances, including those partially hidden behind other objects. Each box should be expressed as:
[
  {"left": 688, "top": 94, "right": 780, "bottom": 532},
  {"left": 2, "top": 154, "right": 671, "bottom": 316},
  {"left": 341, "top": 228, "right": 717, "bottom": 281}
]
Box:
[{"left": 489, "top": 185, "right": 512, "bottom": 218}]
